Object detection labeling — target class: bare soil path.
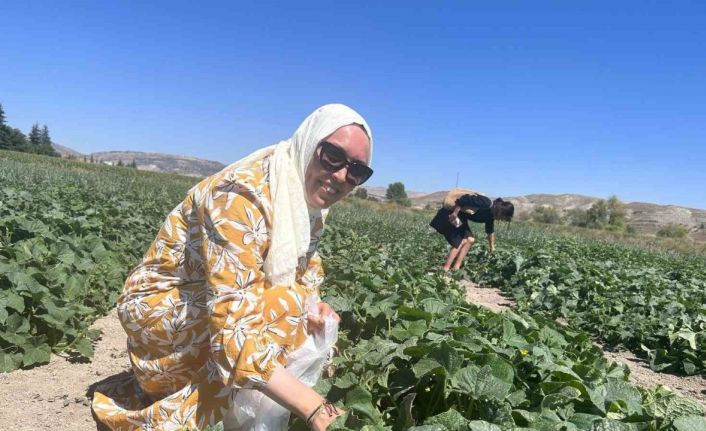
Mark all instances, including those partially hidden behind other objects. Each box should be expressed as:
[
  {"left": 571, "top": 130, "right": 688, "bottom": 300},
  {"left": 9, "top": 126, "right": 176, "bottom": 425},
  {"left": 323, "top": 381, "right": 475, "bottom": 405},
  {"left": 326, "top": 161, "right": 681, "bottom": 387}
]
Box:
[
  {"left": 0, "top": 309, "right": 128, "bottom": 431},
  {"left": 461, "top": 279, "right": 706, "bottom": 409}
]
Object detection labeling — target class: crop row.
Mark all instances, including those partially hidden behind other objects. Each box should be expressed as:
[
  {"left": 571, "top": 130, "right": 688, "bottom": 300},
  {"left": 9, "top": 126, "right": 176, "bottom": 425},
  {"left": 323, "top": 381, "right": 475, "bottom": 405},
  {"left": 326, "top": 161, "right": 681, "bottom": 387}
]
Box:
[
  {"left": 303, "top": 206, "right": 706, "bottom": 430},
  {"left": 459, "top": 222, "right": 706, "bottom": 376},
  {"left": 0, "top": 150, "right": 195, "bottom": 371},
  {"left": 331, "top": 200, "right": 706, "bottom": 376}
]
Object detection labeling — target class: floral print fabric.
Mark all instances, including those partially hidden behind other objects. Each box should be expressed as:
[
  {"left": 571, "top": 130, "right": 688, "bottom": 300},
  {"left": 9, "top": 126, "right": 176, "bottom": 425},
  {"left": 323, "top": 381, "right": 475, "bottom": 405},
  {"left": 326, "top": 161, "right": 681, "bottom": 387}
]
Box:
[{"left": 92, "top": 155, "right": 325, "bottom": 430}]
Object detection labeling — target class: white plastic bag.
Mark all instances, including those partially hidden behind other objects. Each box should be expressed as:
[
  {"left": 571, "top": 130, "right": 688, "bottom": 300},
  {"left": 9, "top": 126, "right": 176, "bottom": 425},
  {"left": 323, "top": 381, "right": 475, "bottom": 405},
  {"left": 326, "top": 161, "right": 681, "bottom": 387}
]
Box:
[{"left": 224, "top": 297, "right": 339, "bottom": 431}]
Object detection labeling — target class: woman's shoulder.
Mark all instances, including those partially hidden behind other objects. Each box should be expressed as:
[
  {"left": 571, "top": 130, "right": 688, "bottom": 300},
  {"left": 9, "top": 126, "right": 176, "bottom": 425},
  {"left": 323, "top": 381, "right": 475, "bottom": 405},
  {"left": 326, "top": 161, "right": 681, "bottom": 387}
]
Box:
[{"left": 190, "top": 155, "right": 273, "bottom": 209}]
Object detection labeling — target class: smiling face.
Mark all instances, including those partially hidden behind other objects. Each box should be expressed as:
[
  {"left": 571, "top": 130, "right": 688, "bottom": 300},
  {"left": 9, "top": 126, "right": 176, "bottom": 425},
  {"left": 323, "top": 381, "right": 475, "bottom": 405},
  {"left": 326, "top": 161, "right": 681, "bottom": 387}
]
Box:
[{"left": 304, "top": 124, "right": 371, "bottom": 209}]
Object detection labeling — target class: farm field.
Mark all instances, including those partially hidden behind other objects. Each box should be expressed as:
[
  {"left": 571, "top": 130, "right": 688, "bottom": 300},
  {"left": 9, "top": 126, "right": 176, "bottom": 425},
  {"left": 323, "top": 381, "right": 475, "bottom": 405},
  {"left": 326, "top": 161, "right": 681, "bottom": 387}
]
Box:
[
  {"left": 1, "top": 150, "right": 705, "bottom": 430},
  {"left": 458, "top": 219, "right": 706, "bottom": 376}
]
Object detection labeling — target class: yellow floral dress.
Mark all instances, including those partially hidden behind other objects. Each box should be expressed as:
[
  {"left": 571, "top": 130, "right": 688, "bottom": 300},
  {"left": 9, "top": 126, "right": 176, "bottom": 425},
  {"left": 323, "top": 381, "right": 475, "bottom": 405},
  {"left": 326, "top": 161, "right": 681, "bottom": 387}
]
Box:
[{"left": 93, "top": 155, "right": 326, "bottom": 430}]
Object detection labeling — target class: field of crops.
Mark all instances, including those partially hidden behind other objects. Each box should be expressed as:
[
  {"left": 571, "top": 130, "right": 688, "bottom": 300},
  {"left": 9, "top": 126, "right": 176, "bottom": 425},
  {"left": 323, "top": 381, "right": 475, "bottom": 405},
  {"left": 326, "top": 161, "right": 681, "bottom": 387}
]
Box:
[
  {"left": 460, "top": 221, "right": 706, "bottom": 376},
  {"left": 0, "top": 150, "right": 195, "bottom": 370},
  {"left": 1, "top": 150, "right": 705, "bottom": 430}
]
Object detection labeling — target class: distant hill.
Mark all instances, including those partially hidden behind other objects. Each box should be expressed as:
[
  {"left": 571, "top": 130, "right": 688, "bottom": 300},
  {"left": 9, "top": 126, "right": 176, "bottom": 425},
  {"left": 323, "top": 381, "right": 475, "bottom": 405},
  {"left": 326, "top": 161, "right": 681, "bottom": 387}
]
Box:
[
  {"left": 91, "top": 151, "right": 226, "bottom": 177},
  {"left": 52, "top": 143, "right": 83, "bottom": 158},
  {"left": 52, "top": 144, "right": 226, "bottom": 177},
  {"left": 362, "top": 186, "right": 706, "bottom": 241}
]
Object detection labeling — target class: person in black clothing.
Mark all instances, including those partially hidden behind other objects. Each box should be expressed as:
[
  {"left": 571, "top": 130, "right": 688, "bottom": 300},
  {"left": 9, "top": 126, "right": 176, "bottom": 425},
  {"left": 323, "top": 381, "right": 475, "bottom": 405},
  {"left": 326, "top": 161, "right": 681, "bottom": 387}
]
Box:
[{"left": 429, "top": 194, "right": 514, "bottom": 271}]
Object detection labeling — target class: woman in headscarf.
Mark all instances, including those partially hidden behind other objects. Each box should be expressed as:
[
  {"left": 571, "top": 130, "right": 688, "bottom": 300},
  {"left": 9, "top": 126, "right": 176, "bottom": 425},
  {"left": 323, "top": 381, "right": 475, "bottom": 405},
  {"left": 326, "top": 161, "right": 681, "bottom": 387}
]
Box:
[{"left": 92, "top": 104, "right": 373, "bottom": 431}]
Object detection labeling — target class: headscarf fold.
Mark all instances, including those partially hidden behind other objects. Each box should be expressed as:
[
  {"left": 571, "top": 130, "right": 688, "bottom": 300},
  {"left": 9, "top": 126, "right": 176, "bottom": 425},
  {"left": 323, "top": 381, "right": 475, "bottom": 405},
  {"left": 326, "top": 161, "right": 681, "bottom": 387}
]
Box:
[{"left": 225, "top": 104, "right": 373, "bottom": 287}]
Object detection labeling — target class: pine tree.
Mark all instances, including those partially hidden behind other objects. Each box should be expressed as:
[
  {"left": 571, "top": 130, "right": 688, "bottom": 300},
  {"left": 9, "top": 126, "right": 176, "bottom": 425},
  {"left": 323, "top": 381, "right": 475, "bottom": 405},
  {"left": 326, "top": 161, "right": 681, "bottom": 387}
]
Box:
[
  {"left": 90, "top": 154, "right": 94, "bottom": 163},
  {"left": 29, "top": 123, "right": 42, "bottom": 146},
  {"left": 117, "top": 159, "right": 123, "bottom": 167},
  {"left": 40, "top": 125, "right": 51, "bottom": 146},
  {"left": 4, "top": 128, "right": 28, "bottom": 151},
  {"left": 29, "top": 124, "right": 42, "bottom": 147},
  {"left": 0, "top": 103, "right": 7, "bottom": 149},
  {"left": 129, "top": 160, "right": 137, "bottom": 169},
  {"left": 28, "top": 124, "right": 59, "bottom": 157}
]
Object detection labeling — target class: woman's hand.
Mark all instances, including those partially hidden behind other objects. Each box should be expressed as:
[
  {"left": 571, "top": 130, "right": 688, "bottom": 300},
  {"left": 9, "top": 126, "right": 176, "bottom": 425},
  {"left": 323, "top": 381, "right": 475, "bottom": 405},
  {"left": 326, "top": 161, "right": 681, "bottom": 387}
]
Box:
[
  {"left": 263, "top": 367, "right": 343, "bottom": 430},
  {"left": 307, "top": 302, "right": 340, "bottom": 335},
  {"left": 310, "top": 405, "right": 345, "bottom": 431},
  {"left": 448, "top": 205, "right": 462, "bottom": 223}
]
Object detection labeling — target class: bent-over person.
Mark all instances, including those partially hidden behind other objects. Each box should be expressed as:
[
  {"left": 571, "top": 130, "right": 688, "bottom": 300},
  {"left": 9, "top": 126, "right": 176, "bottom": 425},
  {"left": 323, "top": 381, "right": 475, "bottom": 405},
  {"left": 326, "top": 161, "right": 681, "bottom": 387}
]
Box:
[{"left": 430, "top": 189, "right": 514, "bottom": 272}]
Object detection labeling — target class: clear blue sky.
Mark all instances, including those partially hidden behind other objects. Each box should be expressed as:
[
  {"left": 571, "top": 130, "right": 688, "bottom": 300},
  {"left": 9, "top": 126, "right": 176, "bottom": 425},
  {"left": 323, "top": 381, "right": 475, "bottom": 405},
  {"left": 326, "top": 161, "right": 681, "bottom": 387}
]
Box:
[{"left": 2, "top": 1, "right": 705, "bottom": 208}]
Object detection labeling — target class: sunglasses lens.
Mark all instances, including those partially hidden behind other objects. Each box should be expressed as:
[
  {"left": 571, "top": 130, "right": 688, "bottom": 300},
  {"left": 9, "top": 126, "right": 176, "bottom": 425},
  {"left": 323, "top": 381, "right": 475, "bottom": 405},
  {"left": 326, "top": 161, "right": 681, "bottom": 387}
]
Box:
[
  {"left": 318, "top": 141, "right": 373, "bottom": 186},
  {"left": 347, "top": 164, "right": 373, "bottom": 186},
  {"left": 319, "top": 143, "right": 346, "bottom": 171}
]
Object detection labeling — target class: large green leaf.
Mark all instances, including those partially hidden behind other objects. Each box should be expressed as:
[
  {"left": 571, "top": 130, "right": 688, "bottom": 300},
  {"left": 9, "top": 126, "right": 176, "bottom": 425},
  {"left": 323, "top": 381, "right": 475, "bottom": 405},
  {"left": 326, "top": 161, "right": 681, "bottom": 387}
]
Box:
[
  {"left": 604, "top": 381, "right": 643, "bottom": 415},
  {"left": 22, "top": 343, "right": 51, "bottom": 367},
  {"left": 424, "top": 410, "right": 470, "bottom": 431},
  {"left": 673, "top": 415, "right": 706, "bottom": 431},
  {"left": 0, "top": 351, "right": 24, "bottom": 372},
  {"left": 345, "top": 385, "right": 382, "bottom": 423}
]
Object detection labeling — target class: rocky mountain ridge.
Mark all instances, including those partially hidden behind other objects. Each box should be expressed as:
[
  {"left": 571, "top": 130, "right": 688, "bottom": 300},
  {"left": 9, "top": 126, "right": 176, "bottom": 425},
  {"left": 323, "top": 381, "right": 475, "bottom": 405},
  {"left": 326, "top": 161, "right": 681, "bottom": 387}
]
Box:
[{"left": 52, "top": 145, "right": 226, "bottom": 177}]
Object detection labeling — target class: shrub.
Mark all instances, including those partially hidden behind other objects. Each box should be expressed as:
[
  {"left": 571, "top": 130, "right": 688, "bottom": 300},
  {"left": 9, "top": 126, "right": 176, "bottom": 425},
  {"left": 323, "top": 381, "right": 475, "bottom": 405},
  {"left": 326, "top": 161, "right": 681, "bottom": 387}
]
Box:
[
  {"left": 657, "top": 224, "right": 689, "bottom": 239},
  {"left": 353, "top": 187, "right": 368, "bottom": 199},
  {"left": 531, "top": 205, "right": 561, "bottom": 224},
  {"left": 385, "top": 182, "right": 410, "bottom": 207},
  {"left": 567, "top": 208, "right": 589, "bottom": 227}
]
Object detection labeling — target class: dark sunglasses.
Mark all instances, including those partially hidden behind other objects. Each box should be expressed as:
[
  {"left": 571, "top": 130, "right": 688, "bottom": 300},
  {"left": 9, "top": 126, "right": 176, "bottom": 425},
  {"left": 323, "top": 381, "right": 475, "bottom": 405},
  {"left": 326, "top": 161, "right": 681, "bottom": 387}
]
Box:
[{"left": 317, "top": 141, "right": 373, "bottom": 186}]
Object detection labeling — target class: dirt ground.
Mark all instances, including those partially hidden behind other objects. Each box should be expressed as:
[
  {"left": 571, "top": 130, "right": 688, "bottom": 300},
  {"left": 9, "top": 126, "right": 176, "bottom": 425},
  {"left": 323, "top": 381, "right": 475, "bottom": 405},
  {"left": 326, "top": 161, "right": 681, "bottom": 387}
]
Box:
[
  {"left": 461, "top": 279, "right": 706, "bottom": 409},
  {"left": 1, "top": 283, "right": 704, "bottom": 430},
  {"left": 0, "top": 309, "right": 129, "bottom": 431}
]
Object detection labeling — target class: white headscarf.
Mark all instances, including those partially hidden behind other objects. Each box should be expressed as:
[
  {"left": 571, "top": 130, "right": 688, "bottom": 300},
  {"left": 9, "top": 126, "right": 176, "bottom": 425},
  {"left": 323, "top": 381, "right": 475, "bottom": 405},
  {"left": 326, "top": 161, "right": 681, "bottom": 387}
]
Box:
[{"left": 227, "top": 104, "right": 373, "bottom": 287}]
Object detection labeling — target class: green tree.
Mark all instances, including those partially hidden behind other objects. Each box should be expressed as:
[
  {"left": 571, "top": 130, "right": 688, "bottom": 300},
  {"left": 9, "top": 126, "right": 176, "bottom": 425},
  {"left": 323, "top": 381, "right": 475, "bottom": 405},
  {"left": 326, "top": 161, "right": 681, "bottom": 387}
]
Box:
[
  {"left": 130, "top": 159, "right": 137, "bottom": 169},
  {"left": 568, "top": 197, "right": 628, "bottom": 232},
  {"left": 28, "top": 124, "right": 42, "bottom": 147},
  {"left": 5, "top": 128, "right": 28, "bottom": 151},
  {"left": 33, "top": 125, "right": 59, "bottom": 157},
  {"left": 531, "top": 205, "right": 561, "bottom": 224},
  {"left": 90, "top": 154, "right": 94, "bottom": 163},
  {"left": 586, "top": 199, "right": 609, "bottom": 228},
  {"left": 117, "top": 159, "right": 124, "bottom": 167},
  {"left": 386, "top": 182, "right": 411, "bottom": 207},
  {"left": 0, "top": 103, "right": 8, "bottom": 149},
  {"left": 606, "top": 195, "right": 627, "bottom": 230},
  {"left": 40, "top": 125, "right": 51, "bottom": 146},
  {"left": 0, "top": 105, "right": 53, "bottom": 154},
  {"left": 567, "top": 208, "right": 589, "bottom": 227},
  {"left": 353, "top": 187, "right": 368, "bottom": 199}
]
